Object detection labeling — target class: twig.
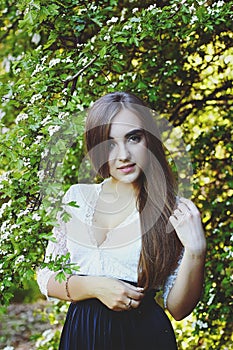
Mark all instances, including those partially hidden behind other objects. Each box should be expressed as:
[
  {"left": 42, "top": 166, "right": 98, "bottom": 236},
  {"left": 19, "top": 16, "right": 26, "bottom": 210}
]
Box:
[{"left": 63, "top": 56, "right": 98, "bottom": 91}]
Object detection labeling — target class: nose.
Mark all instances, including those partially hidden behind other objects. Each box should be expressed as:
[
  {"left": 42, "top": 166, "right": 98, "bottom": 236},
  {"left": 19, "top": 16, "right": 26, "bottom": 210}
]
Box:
[{"left": 117, "top": 142, "right": 130, "bottom": 161}]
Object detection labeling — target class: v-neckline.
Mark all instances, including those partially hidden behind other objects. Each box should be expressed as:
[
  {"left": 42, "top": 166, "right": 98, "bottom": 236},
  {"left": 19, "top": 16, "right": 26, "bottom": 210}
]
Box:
[{"left": 87, "top": 180, "right": 138, "bottom": 248}]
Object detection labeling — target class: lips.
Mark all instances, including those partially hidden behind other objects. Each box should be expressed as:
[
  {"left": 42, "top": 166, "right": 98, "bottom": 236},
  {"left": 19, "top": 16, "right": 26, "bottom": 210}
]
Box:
[{"left": 117, "top": 163, "right": 136, "bottom": 173}]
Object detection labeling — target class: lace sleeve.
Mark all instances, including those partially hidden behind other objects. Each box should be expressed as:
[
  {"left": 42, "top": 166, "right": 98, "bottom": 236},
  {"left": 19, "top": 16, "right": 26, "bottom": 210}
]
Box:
[
  {"left": 163, "top": 251, "right": 184, "bottom": 308},
  {"left": 37, "top": 212, "right": 69, "bottom": 299}
]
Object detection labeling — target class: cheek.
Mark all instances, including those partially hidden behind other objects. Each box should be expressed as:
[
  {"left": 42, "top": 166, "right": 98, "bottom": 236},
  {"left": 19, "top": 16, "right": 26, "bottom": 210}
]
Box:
[
  {"left": 108, "top": 151, "right": 116, "bottom": 163},
  {"left": 108, "top": 145, "right": 120, "bottom": 161},
  {"left": 137, "top": 145, "right": 148, "bottom": 163}
]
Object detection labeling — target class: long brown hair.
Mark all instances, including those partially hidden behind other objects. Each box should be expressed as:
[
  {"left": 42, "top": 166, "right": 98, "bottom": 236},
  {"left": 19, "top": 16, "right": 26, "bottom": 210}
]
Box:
[{"left": 85, "top": 92, "right": 183, "bottom": 290}]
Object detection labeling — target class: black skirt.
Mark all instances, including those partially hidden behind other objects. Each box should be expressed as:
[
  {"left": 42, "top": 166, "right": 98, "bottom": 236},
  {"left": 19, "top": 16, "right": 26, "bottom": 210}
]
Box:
[{"left": 59, "top": 285, "right": 177, "bottom": 350}]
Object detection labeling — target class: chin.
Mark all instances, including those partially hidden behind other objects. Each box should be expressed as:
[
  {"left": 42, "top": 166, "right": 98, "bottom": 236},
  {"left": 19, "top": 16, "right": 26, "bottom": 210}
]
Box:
[{"left": 119, "top": 173, "right": 141, "bottom": 184}]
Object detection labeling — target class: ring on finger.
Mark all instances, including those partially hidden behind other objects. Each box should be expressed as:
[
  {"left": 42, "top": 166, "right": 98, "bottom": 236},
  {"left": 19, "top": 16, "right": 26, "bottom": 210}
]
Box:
[{"left": 126, "top": 297, "right": 132, "bottom": 309}]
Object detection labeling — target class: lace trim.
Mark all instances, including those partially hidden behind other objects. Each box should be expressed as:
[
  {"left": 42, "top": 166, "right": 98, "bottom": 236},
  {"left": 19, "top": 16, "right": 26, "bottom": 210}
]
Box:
[
  {"left": 163, "top": 251, "right": 184, "bottom": 308},
  {"left": 85, "top": 181, "right": 138, "bottom": 248},
  {"left": 37, "top": 212, "right": 69, "bottom": 299},
  {"left": 85, "top": 184, "right": 102, "bottom": 246}
]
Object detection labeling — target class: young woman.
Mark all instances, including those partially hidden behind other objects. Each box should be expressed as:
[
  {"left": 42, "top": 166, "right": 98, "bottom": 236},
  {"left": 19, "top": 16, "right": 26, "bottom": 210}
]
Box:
[{"left": 37, "top": 92, "right": 206, "bottom": 350}]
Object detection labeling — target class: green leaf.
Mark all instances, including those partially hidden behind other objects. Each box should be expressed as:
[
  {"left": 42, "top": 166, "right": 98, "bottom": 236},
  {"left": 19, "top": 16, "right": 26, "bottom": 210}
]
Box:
[{"left": 67, "top": 201, "right": 80, "bottom": 208}]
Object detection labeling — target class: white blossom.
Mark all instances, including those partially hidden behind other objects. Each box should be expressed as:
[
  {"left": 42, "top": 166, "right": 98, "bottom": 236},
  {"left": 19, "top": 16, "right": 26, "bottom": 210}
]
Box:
[
  {"left": 32, "top": 212, "right": 41, "bottom": 221},
  {"left": 41, "top": 115, "right": 52, "bottom": 126},
  {"left": 1, "top": 229, "right": 11, "bottom": 241},
  {"left": 64, "top": 57, "right": 73, "bottom": 64},
  {"left": 41, "top": 55, "right": 48, "bottom": 64},
  {"left": 31, "top": 63, "right": 45, "bottom": 76},
  {"left": 123, "top": 24, "right": 132, "bottom": 31},
  {"left": 15, "top": 113, "right": 29, "bottom": 124},
  {"left": 58, "top": 112, "right": 69, "bottom": 120},
  {"left": 41, "top": 148, "right": 49, "bottom": 159},
  {"left": 49, "top": 58, "right": 61, "bottom": 68},
  {"left": 30, "top": 93, "right": 43, "bottom": 104},
  {"left": 36, "top": 329, "right": 56, "bottom": 347},
  {"left": 35, "top": 45, "right": 42, "bottom": 52},
  {"left": 82, "top": 57, "right": 89, "bottom": 65},
  {"left": 146, "top": 4, "right": 157, "bottom": 11},
  {"left": 18, "top": 208, "right": 30, "bottom": 218},
  {"left": 31, "top": 33, "right": 41, "bottom": 45},
  {"left": 89, "top": 4, "right": 97, "bottom": 11},
  {"left": 207, "top": 2, "right": 225, "bottom": 15},
  {"left": 0, "top": 171, "right": 10, "bottom": 182},
  {"left": 23, "top": 157, "right": 31, "bottom": 167},
  {"left": 106, "top": 16, "right": 118, "bottom": 25},
  {"left": 0, "top": 109, "right": 6, "bottom": 120},
  {"left": 37, "top": 169, "right": 45, "bottom": 182},
  {"left": 207, "top": 288, "right": 215, "bottom": 305},
  {"left": 103, "top": 33, "right": 111, "bottom": 40},
  {"left": 0, "top": 171, "right": 10, "bottom": 189},
  {"left": 48, "top": 125, "right": 61, "bottom": 136},
  {"left": 1, "top": 126, "right": 9, "bottom": 134},
  {"left": 15, "top": 255, "right": 25, "bottom": 265},
  {"left": 18, "top": 84, "right": 25, "bottom": 90},
  {"left": 0, "top": 200, "right": 12, "bottom": 218},
  {"left": 137, "top": 24, "right": 142, "bottom": 32},
  {"left": 195, "top": 319, "right": 208, "bottom": 329},
  {"left": 34, "top": 135, "right": 43, "bottom": 145},
  {"left": 215, "top": 0, "right": 225, "bottom": 6},
  {"left": 189, "top": 4, "right": 196, "bottom": 13},
  {"left": 190, "top": 15, "right": 198, "bottom": 24},
  {"left": 2, "top": 54, "right": 15, "bottom": 73},
  {"left": 132, "top": 7, "right": 139, "bottom": 13}
]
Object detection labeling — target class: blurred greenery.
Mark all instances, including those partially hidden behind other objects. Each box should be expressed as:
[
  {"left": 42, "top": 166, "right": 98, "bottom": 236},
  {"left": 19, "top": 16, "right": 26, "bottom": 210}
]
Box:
[{"left": 0, "top": 0, "right": 232, "bottom": 349}]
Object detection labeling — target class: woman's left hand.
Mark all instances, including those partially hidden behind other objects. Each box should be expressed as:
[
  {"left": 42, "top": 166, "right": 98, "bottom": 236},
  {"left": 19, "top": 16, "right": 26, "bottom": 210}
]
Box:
[{"left": 169, "top": 197, "right": 206, "bottom": 256}]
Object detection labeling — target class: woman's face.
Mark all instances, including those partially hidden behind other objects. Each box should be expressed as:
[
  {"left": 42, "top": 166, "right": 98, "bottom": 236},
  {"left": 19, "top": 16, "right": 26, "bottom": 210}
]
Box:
[{"left": 108, "top": 108, "right": 148, "bottom": 184}]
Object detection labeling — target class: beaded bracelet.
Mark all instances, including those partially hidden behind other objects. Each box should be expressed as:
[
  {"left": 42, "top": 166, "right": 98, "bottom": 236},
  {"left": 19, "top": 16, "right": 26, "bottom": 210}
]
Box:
[{"left": 65, "top": 274, "right": 75, "bottom": 302}]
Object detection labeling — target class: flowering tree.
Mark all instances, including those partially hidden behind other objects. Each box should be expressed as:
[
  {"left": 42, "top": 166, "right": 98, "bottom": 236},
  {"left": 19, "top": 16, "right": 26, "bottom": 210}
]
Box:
[{"left": 0, "top": 0, "right": 232, "bottom": 348}]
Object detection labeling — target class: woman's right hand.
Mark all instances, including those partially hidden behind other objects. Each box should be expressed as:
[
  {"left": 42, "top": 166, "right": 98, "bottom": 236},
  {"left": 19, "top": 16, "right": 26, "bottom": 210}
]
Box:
[{"left": 93, "top": 277, "right": 144, "bottom": 311}]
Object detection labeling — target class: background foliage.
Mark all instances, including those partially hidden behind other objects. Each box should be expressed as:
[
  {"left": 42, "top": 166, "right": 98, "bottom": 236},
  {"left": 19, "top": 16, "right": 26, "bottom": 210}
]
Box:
[{"left": 0, "top": 0, "right": 232, "bottom": 349}]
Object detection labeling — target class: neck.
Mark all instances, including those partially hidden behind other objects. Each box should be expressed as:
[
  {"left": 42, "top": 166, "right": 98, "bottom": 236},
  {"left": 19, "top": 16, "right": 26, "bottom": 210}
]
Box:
[{"left": 105, "top": 177, "right": 138, "bottom": 198}]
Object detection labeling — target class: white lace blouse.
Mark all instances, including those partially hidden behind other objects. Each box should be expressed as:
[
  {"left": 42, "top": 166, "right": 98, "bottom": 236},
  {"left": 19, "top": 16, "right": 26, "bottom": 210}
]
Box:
[{"left": 37, "top": 181, "right": 181, "bottom": 307}]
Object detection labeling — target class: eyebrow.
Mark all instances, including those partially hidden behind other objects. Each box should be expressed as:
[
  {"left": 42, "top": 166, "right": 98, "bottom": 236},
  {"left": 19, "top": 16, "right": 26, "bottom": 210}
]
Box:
[{"left": 109, "top": 128, "right": 144, "bottom": 139}]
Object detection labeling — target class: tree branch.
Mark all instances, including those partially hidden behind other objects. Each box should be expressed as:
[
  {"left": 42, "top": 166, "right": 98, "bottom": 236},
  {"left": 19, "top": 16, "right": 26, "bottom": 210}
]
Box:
[
  {"left": 170, "top": 80, "right": 233, "bottom": 125},
  {"left": 63, "top": 56, "right": 98, "bottom": 94}
]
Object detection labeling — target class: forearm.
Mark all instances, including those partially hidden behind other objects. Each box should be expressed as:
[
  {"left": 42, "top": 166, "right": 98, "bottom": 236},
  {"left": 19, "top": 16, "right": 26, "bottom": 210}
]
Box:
[
  {"left": 166, "top": 248, "right": 206, "bottom": 321},
  {"left": 47, "top": 274, "right": 144, "bottom": 311},
  {"left": 47, "top": 274, "right": 100, "bottom": 301}
]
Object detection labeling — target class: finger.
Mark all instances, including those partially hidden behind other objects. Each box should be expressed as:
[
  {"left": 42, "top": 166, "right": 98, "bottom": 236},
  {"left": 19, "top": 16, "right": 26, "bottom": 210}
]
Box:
[
  {"left": 123, "top": 298, "right": 139, "bottom": 310},
  {"left": 124, "top": 297, "right": 133, "bottom": 310},
  {"left": 169, "top": 215, "right": 178, "bottom": 228},
  {"left": 130, "top": 298, "right": 141, "bottom": 309},
  {"left": 123, "top": 282, "right": 144, "bottom": 300},
  {"left": 123, "top": 281, "right": 143, "bottom": 291},
  {"left": 128, "top": 290, "right": 144, "bottom": 301},
  {"left": 176, "top": 203, "right": 191, "bottom": 214},
  {"left": 179, "top": 197, "right": 200, "bottom": 214},
  {"left": 172, "top": 209, "right": 186, "bottom": 221}
]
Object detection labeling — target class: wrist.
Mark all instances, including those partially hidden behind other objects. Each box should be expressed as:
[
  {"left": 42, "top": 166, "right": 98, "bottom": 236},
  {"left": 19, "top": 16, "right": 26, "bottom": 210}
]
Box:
[
  {"left": 66, "top": 275, "right": 98, "bottom": 301},
  {"left": 184, "top": 247, "right": 206, "bottom": 260},
  {"left": 65, "top": 274, "right": 76, "bottom": 302}
]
